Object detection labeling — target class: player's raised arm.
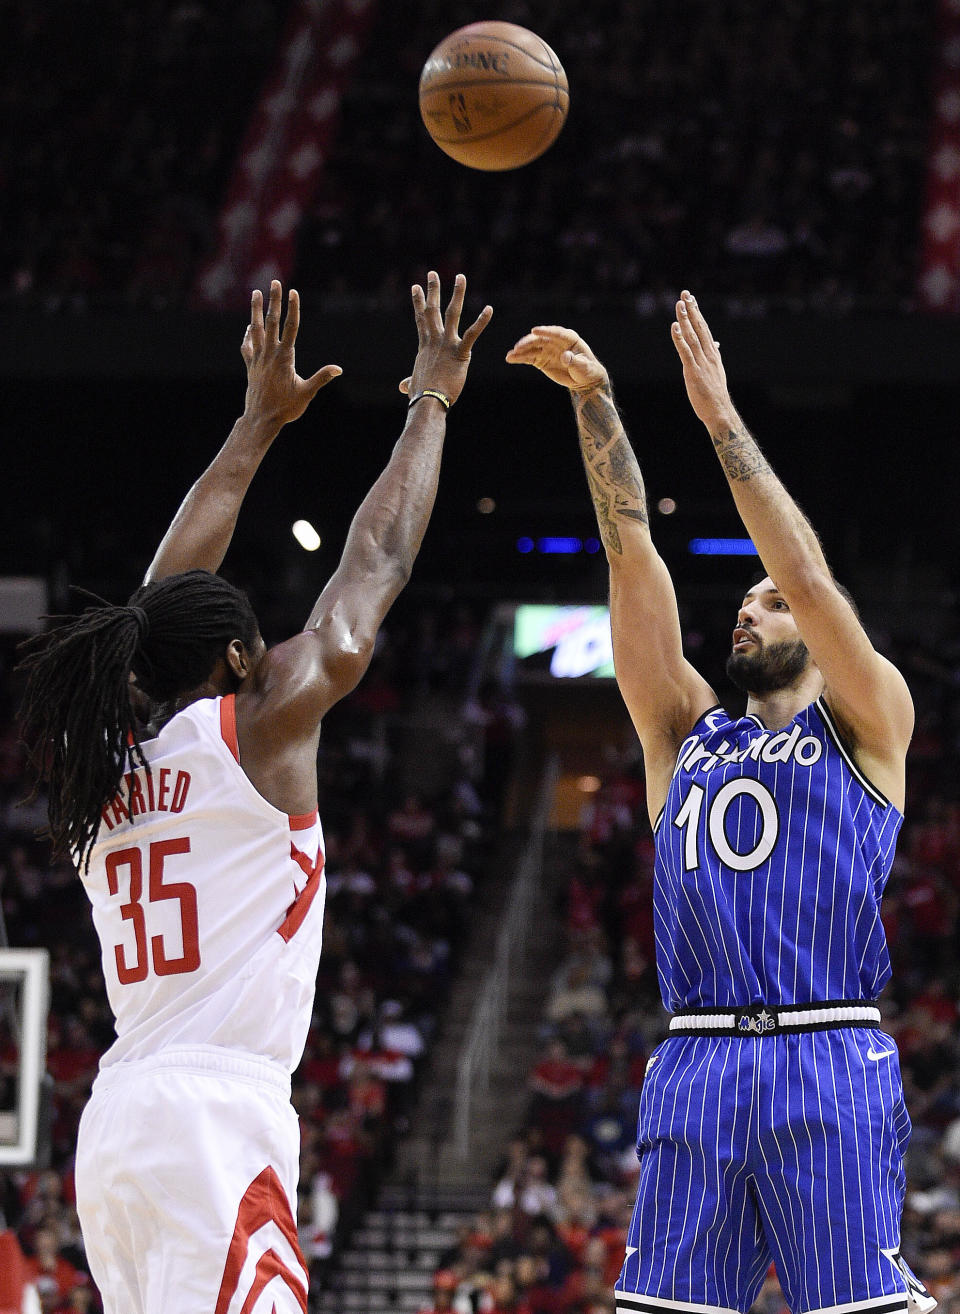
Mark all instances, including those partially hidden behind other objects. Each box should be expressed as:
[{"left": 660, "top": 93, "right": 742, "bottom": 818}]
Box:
[
  {"left": 145, "top": 281, "right": 342, "bottom": 583},
  {"left": 671, "top": 289, "right": 913, "bottom": 800},
  {"left": 252, "top": 272, "right": 492, "bottom": 737},
  {"left": 507, "top": 326, "right": 715, "bottom": 818}
]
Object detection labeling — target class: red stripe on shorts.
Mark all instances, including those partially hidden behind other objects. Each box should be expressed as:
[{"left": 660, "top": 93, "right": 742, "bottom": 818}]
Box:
[
  {"left": 215, "top": 1166, "right": 308, "bottom": 1314},
  {"left": 239, "top": 1249, "right": 307, "bottom": 1314}
]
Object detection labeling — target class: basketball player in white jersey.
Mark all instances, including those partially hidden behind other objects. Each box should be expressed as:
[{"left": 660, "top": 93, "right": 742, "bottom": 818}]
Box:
[
  {"left": 507, "top": 297, "right": 933, "bottom": 1314},
  {"left": 19, "top": 273, "right": 491, "bottom": 1314}
]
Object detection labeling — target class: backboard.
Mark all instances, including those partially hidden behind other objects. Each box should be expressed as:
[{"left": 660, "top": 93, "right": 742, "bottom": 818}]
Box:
[{"left": 0, "top": 949, "right": 50, "bottom": 1167}]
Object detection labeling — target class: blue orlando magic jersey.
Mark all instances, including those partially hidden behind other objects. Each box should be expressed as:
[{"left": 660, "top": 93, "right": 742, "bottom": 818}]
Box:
[{"left": 653, "top": 699, "right": 903, "bottom": 1011}]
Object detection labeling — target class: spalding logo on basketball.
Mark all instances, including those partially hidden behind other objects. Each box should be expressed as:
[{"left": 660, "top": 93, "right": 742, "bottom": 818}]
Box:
[{"left": 418, "top": 21, "right": 569, "bottom": 171}]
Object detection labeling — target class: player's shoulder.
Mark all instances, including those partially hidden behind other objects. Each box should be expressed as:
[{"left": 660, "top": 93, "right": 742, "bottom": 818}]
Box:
[
  {"left": 679, "top": 703, "right": 757, "bottom": 743},
  {"left": 694, "top": 703, "right": 737, "bottom": 733}
]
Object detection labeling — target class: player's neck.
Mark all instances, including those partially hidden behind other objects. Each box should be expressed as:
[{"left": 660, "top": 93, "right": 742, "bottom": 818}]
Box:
[
  {"left": 147, "top": 681, "right": 222, "bottom": 735},
  {"left": 745, "top": 671, "right": 824, "bottom": 730}
]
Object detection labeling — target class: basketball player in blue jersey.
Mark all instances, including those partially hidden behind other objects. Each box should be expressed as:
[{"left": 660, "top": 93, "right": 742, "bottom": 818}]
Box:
[{"left": 507, "top": 295, "right": 934, "bottom": 1314}]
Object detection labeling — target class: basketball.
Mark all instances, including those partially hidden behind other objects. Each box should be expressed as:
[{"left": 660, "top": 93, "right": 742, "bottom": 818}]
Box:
[{"left": 418, "top": 22, "right": 569, "bottom": 171}]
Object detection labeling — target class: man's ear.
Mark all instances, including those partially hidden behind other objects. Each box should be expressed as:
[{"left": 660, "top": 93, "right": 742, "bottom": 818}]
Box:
[{"left": 224, "top": 639, "right": 252, "bottom": 682}]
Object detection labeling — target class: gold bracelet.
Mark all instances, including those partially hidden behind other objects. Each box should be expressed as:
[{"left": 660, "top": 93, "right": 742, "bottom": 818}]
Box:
[{"left": 407, "top": 388, "right": 451, "bottom": 410}]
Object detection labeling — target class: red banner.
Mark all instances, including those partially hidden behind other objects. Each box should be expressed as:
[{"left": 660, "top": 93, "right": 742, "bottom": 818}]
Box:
[{"left": 195, "top": 0, "right": 377, "bottom": 308}]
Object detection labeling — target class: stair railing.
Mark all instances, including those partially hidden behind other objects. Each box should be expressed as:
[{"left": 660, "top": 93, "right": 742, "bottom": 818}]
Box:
[{"left": 452, "top": 754, "right": 558, "bottom": 1158}]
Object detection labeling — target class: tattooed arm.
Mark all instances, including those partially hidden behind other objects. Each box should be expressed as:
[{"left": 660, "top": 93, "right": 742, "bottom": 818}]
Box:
[
  {"left": 671, "top": 290, "right": 912, "bottom": 798},
  {"left": 507, "top": 326, "right": 716, "bottom": 820}
]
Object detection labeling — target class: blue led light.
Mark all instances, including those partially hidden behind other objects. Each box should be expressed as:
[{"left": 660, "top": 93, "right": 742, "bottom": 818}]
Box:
[
  {"left": 688, "top": 537, "right": 758, "bottom": 556},
  {"left": 538, "top": 536, "right": 582, "bottom": 554},
  {"left": 515, "top": 535, "right": 605, "bottom": 555}
]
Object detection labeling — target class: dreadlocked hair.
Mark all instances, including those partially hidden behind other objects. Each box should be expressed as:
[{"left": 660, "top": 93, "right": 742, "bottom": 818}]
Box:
[{"left": 17, "top": 570, "right": 258, "bottom": 873}]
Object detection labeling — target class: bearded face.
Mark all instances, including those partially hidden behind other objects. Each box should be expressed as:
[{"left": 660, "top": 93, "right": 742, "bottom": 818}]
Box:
[{"left": 726, "top": 634, "right": 810, "bottom": 694}]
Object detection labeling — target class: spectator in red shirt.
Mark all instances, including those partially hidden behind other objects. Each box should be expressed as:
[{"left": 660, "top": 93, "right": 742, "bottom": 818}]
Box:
[
  {"left": 527, "top": 1040, "right": 587, "bottom": 1158},
  {"left": 346, "top": 1058, "right": 387, "bottom": 1125},
  {"left": 418, "top": 1269, "right": 458, "bottom": 1314},
  {"left": 23, "top": 1227, "right": 83, "bottom": 1307}
]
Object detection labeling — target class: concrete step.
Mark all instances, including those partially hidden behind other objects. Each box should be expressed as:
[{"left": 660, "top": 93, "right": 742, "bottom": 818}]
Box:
[
  {"left": 362, "top": 1210, "right": 433, "bottom": 1226},
  {"left": 317, "top": 1295, "right": 392, "bottom": 1312},
  {"left": 364, "top": 1206, "right": 481, "bottom": 1226},
  {"left": 318, "top": 1287, "right": 447, "bottom": 1313},
  {"left": 337, "top": 1270, "right": 436, "bottom": 1292},
  {"left": 353, "top": 1224, "right": 458, "bottom": 1245},
  {"left": 340, "top": 1250, "right": 441, "bottom": 1270},
  {"left": 375, "top": 1188, "right": 492, "bottom": 1211}
]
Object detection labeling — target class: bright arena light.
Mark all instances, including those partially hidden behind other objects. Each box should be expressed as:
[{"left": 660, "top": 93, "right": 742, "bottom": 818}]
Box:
[
  {"left": 658, "top": 497, "right": 677, "bottom": 515},
  {"left": 292, "top": 519, "right": 322, "bottom": 552}
]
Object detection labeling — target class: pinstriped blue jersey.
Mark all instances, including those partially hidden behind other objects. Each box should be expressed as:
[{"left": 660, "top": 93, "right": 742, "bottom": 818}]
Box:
[{"left": 653, "top": 699, "right": 903, "bottom": 1011}]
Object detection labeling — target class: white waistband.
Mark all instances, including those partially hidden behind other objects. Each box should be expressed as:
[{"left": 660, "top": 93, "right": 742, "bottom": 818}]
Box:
[
  {"left": 94, "top": 1044, "right": 291, "bottom": 1095},
  {"left": 669, "top": 1003, "right": 882, "bottom": 1032}
]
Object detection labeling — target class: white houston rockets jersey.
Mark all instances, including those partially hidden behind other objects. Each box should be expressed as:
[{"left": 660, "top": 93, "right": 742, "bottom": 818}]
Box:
[
  {"left": 81, "top": 694, "right": 326, "bottom": 1073},
  {"left": 653, "top": 699, "right": 902, "bottom": 1011}
]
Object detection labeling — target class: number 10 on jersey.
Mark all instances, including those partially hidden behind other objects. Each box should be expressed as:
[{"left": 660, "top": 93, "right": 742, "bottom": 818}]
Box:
[{"left": 673, "top": 778, "right": 780, "bottom": 873}]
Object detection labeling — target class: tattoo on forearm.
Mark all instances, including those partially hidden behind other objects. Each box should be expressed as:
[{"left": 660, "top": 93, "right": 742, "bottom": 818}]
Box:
[
  {"left": 711, "top": 424, "right": 768, "bottom": 482},
  {"left": 606, "top": 440, "right": 646, "bottom": 512},
  {"left": 573, "top": 386, "right": 648, "bottom": 552},
  {"left": 586, "top": 468, "right": 622, "bottom": 554},
  {"left": 579, "top": 393, "right": 615, "bottom": 455}
]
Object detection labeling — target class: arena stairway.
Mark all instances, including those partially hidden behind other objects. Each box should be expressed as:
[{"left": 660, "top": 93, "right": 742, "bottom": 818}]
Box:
[
  {"left": 314, "top": 1182, "right": 493, "bottom": 1313},
  {"left": 315, "top": 762, "right": 563, "bottom": 1311}
]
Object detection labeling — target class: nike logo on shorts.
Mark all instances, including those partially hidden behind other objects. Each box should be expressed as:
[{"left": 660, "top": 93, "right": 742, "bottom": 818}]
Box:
[{"left": 866, "top": 1045, "right": 895, "bottom": 1061}]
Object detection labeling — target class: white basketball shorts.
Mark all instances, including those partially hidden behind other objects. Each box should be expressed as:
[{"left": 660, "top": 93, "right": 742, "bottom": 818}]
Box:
[{"left": 75, "top": 1045, "right": 309, "bottom": 1314}]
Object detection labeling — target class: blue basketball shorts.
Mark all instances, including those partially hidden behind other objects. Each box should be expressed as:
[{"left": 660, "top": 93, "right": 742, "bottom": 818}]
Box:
[{"left": 614, "top": 1027, "right": 934, "bottom": 1314}]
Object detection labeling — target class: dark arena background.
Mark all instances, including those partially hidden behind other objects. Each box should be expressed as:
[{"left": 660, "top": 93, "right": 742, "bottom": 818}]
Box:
[{"left": 2, "top": 2, "right": 960, "bottom": 1312}]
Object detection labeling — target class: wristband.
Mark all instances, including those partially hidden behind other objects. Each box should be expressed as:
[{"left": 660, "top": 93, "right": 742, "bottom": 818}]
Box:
[{"left": 407, "top": 388, "right": 451, "bottom": 411}]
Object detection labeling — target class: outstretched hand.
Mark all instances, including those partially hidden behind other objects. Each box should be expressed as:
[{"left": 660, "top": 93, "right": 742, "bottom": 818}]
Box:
[
  {"left": 670, "top": 290, "right": 734, "bottom": 431},
  {"left": 242, "top": 280, "right": 342, "bottom": 427},
  {"left": 398, "top": 272, "right": 493, "bottom": 406},
  {"left": 505, "top": 325, "right": 609, "bottom": 394}
]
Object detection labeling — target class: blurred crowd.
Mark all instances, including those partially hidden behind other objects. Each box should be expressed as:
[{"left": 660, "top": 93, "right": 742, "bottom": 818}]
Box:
[
  {"left": 306, "top": 0, "right": 934, "bottom": 317},
  {"left": 2, "top": 0, "right": 283, "bottom": 312},
  {"left": 2, "top": 0, "right": 935, "bottom": 315},
  {"left": 0, "top": 595, "right": 513, "bottom": 1311},
  {"left": 418, "top": 618, "right": 960, "bottom": 1314}
]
